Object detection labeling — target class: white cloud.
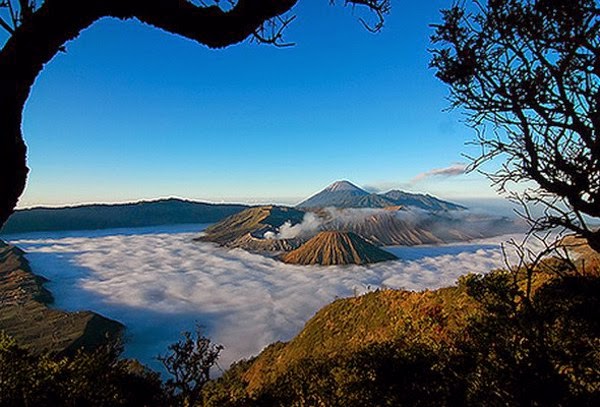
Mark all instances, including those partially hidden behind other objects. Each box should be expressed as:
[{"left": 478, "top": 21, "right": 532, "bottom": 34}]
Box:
[
  {"left": 7, "top": 226, "right": 529, "bottom": 376},
  {"left": 411, "top": 163, "right": 468, "bottom": 183},
  {"left": 362, "top": 181, "right": 412, "bottom": 193},
  {"left": 264, "top": 212, "right": 322, "bottom": 240}
]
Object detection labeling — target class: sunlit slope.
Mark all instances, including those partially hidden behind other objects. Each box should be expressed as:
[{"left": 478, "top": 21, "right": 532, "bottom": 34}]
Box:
[
  {"left": 281, "top": 231, "right": 398, "bottom": 265},
  {"left": 197, "top": 205, "right": 305, "bottom": 246},
  {"left": 241, "top": 283, "right": 478, "bottom": 393}
]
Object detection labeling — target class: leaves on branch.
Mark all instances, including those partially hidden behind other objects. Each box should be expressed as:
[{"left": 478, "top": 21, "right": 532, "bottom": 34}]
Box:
[{"left": 157, "top": 324, "right": 223, "bottom": 406}]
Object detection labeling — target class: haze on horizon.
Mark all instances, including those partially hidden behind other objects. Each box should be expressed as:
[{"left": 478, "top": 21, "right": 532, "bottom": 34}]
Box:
[{"left": 4, "top": 2, "right": 503, "bottom": 208}]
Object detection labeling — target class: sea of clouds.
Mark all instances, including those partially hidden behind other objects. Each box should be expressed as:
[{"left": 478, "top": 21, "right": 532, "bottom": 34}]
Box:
[{"left": 4, "top": 224, "right": 531, "bottom": 375}]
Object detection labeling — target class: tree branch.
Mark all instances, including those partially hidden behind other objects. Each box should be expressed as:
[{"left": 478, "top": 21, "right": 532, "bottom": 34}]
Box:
[
  {"left": 0, "top": 15, "right": 13, "bottom": 33},
  {"left": 6, "top": 0, "right": 17, "bottom": 27}
]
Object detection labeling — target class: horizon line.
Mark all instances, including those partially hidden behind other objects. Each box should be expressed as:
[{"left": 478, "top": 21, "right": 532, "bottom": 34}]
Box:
[{"left": 15, "top": 194, "right": 508, "bottom": 211}]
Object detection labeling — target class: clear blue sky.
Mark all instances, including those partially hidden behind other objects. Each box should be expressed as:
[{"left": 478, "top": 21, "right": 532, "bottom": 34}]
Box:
[{"left": 4, "top": 1, "right": 502, "bottom": 207}]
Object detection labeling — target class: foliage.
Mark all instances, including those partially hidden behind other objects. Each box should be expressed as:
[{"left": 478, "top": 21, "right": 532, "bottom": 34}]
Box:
[
  {"left": 1, "top": 260, "right": 597, "bottom": 406},
  {"left": 0, "top": 332, "right": 167, "bottom": 407},
  {"left": 247, "top": 343, "right": 467, "bottom": 407},
  {"left": 460, "top": 270, "right": 600, "bottom": 406},
  {"left": 201, "top": 263, "right": 600, "bottom": 406},
  {"left": 237, "top": 285, "right": 479, "bottom": 394},
  {"left": 158, "top": 324, "right": 223, "bottom": 407},
  {"left": 430, "top": 0, "right": 600, "bottom": 251},
  {"left": 202, "top": 358, "right": 257, "bottom": 407}
]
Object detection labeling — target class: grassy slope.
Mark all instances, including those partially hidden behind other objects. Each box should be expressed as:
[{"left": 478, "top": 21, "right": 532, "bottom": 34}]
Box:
[
  {"left": 242, "top": 283, "right": 479, "bottom": 393},
  {"left": 217, "top": 242, "right": 600, "bottom": 397}
]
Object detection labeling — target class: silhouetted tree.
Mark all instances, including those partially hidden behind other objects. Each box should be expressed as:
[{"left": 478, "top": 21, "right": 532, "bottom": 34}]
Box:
[
  {"left": 0, "top": 0, "right": 390, "bottom": 228},
  {"left": 460, "top": 270, "right": 600, "bottom": 406},
  {"left": 0, "top": 332, "right": 168, "bottom": 406},
  {"left": 158, "top": 325, "right": 223, "bottom": 406},
  {"left": 430, "top": 0, "right": 600, "bottom": 251}
]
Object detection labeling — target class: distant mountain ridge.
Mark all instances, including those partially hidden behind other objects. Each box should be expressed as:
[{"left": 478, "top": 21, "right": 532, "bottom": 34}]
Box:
[
  {"left": 380, "top": 190, "right": 467, "bottom": 211},
  {"left": 297, "top": 180, "right": 466, "bottom": 211},
  {"left": 1, "top": 183, "right": 465, "bottom": 235},
  {"left": 0, "top": 198, "right": 249, "bottom": 235},
  {"left": 196, "top": 201, "right": 524, "bottom": 268}
]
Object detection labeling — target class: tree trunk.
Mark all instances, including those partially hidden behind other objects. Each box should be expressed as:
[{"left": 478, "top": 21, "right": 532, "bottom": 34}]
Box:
[
  {"left": 0, "top": 0, "right": 102, "bottom": 228},
  {"left": 0, "top": 0, "right": 296, "bottom": 228}
]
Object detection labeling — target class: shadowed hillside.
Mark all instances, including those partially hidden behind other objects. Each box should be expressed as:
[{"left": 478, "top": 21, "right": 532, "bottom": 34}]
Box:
[
  {"left": 0, "top": 198, "right": 248, "bottom": 235},
  {"left": 0, "top": 241, "right": 123, "bottom": 354}
]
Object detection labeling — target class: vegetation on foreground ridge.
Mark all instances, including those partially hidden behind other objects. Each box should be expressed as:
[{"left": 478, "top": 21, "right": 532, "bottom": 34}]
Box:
[
  {"left": 1, "top": 0, "right": 599, "bottom": 405},
  {"left": 2, "top": 243, "right": 599, "bottom": 406}
]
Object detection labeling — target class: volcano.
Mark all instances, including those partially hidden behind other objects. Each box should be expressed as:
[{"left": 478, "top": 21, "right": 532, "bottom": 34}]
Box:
[
  {"left": 281, "top": 231, "right": 398, "bottom": 266},
  {"left": 197, "top": 205, "right": 305, "bottom": 246},
  {"left": 296, "top": 180, "right": 466, "bottom": 211}
]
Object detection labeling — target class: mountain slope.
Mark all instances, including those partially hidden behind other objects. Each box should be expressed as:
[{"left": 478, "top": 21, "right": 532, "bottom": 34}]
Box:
[
  {"left": 382, "top": 190, "right": 467, "bottom": 211},
  {"left": 321, "top": 210, "right": 442, "bottom": 246},
  {"left": 199, "top": 205, "right": 522, "bottom": 253},
  {"left": 0, "top": 241, "right": 123, "bottom": 354},
  {"left": 0, "top": 198, "right": 248, "bottom": 235},
  {"left": 197, "top": 206, "right": 306, "bottom": 246},
  {"left": 203, "top": 264, "right": 599, "bottom": 405},
  {"left": 297, "top": 180, "right": 466, "bottom": 210},
  {"left": 297, "top": 181, "right": 373, "bottom": 209},
  {"left": 209, "top": 282, "right": 480, "bottom": 396},
  {"left": 281, "top": 231, "right": 398, "bottom": 265},
  {"left": 320, "top": 209, "right": 519, "bottom": 246}
]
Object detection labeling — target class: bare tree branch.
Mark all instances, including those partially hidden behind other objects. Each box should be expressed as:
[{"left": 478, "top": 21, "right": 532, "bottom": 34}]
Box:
[
  {"left": 0, "top": 0, "right": 390, "bottom": 229},
  {"left": 6, "top": 0, "right": 17, "bottom": 27},
  {"left": 431, "top": 0, "right": 600, "bottom": 252},
  {"left": 0, "top": 15, "right": 13, "bottom": 33}
]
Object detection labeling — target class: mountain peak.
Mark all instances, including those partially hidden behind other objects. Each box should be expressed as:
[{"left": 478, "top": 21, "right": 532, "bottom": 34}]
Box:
[
  {"left": 324, "top": 180, "right": 367, "bottom": 193},
  {"left": 297, "top": 181, "right": 466, "bottom": 211},
  {"left": 297, "top": 181, "right": 369, "bottom": 208}
]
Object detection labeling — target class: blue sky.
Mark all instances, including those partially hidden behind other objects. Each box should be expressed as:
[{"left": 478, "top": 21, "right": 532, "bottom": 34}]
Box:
[{"left": 5, "top": 1, "right": 503, "bottom": 207}]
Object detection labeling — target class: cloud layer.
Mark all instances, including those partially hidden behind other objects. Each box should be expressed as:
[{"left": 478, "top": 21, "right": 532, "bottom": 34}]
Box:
[{"left": 7, "top": 225, "right": 526, "bottom": 375}]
